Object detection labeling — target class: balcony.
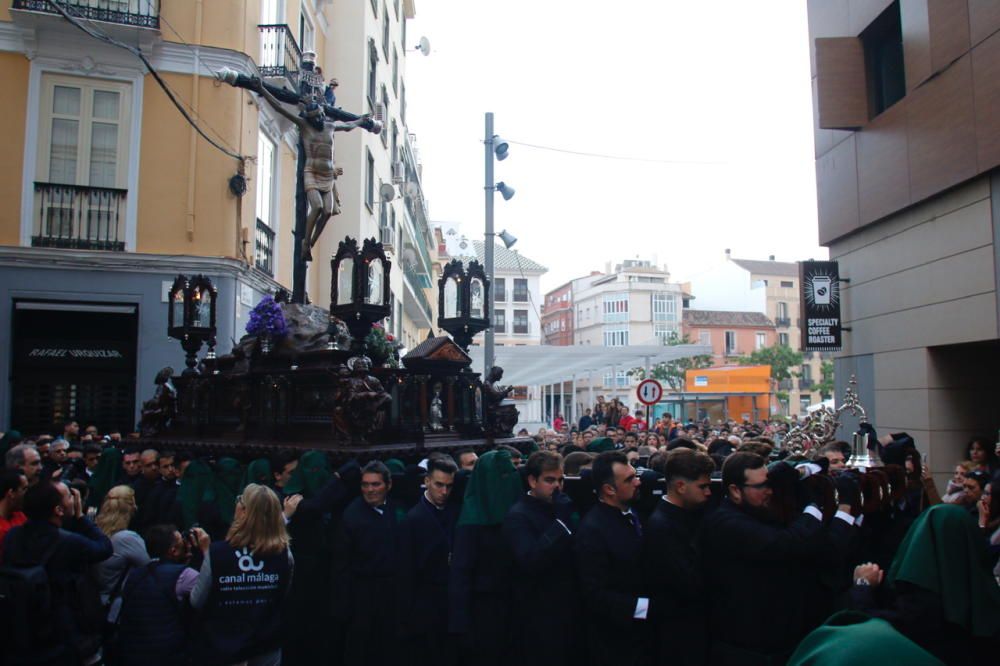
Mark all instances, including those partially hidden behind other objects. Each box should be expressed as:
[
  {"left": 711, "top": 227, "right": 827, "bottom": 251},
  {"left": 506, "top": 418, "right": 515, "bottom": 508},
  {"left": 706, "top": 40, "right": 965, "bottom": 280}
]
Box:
[
  {"left": 779, "top": 379, "right": 793, "bottom": 391},
  {"left": 31, "top": 182, "right": 126, "bottom": 251},
  {"left": 402, "top": 262, "right": 433, "bottom": 327},
  {"left": 254, "top": 218, "right": 275, "bottom": 277},
  {"left": 775, "top": 317, "right": 791, "bottom": 327},
  {"left": 258, "top": 24, "right": 301, "bottom": 89},
  {"left": 12, "top": 0, "right": 160, "bottom": 29},
  {"left": 799, "top": 378, "right": 814, "bottom": 390}
]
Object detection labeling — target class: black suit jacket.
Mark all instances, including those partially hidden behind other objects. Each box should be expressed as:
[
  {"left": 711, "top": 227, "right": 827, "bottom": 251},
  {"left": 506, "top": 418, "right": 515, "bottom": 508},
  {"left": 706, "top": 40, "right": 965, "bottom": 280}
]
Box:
[
  {"left": 574, "top": 501, "right": 647, "bottom": 666},
  {"left": 700, "top": 499, "right": 855, "bottom": 659},
  {"left": 398, "top": 495, "right": 458, "bottom": 635}
]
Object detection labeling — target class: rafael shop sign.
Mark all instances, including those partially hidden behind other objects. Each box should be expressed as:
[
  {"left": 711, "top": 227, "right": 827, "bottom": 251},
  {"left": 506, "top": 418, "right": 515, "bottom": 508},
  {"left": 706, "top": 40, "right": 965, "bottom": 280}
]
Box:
[{"left": 800, "top": 261, "right": 842, "bottom": 352}]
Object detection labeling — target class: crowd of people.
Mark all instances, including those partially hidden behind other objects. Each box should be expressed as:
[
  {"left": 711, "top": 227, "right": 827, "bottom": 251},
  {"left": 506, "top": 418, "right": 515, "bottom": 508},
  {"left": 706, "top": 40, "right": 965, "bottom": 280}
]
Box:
[{"left": 1, "top": 417, "right": 999, "bottom": 666}]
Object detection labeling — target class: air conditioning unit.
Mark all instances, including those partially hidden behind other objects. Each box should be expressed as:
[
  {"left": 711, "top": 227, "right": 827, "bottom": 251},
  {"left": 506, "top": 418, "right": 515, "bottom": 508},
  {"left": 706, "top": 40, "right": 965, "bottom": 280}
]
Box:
[
  {"left": 379, "top": 224, "right": 396, "bottom": 253},
  {"left": 391, "top": 161, "right": 404, "bottom": 184},
  {"left": 375, "top": 102, "right": 386, "bottom": 125}
]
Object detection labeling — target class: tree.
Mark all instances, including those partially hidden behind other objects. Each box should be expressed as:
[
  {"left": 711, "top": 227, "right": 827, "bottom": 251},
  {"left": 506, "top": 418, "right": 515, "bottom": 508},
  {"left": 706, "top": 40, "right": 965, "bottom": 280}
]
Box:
[
  {"left": 630, "top": 334, "right": 714, "bottom": 391},
  {"left": 737, "top": 344, "right": 804, "bottom": 382},
  {"left": 817, "top": 360, "right": 835, "bottom": 399}
]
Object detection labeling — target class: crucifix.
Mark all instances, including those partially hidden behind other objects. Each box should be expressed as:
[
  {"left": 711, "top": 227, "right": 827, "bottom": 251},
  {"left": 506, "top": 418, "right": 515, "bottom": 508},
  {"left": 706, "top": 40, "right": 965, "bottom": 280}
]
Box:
[{"left": 216, "top": 54, "right": 382, "bottom": 304}]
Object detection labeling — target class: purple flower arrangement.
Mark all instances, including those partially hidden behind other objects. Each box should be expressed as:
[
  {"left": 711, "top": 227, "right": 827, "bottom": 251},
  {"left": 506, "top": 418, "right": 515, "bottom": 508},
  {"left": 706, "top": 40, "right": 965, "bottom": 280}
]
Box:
[{"left": 246, "top": 296, "right": 288, "bottom": 339}]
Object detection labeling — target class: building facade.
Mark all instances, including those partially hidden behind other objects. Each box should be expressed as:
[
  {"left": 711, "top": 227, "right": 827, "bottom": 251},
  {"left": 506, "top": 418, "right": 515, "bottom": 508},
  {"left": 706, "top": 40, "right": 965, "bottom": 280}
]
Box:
[
  {"left": 541, "top": 280, "right": 573, "bottom": 346},
  {"left": 807, "top": 0, "right": 1000, "bottom": 479},
  {"left": 682, "top": 309, "right": 777, "bottom": 367},
  {"left": 0, "top": 0, "right": 437, "bottom": 433}
]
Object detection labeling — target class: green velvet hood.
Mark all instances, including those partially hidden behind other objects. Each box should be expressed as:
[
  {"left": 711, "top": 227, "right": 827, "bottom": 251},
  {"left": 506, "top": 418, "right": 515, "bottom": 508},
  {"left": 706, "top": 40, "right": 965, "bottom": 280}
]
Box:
[{"left": 457, "top": 449, "right": 523, "bottom": 527}]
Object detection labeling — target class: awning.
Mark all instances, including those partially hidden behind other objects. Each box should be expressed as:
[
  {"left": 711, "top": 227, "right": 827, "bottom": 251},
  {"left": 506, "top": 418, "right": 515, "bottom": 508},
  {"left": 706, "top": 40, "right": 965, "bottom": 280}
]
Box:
[{"left": 466, "top": 344, "right": 714, "bottom": 387}]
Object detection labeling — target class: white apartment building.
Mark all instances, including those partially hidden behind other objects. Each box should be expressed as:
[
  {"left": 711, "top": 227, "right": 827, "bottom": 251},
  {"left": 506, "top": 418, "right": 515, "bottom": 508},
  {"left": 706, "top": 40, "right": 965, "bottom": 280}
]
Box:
[{"left": 571, "top": 259, "right": 685, "bottom": 407}]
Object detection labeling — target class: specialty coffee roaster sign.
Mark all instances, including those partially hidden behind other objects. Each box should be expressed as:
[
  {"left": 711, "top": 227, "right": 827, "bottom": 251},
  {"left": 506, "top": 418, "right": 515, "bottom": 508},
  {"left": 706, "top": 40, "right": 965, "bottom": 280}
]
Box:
[{"left": 800, "top": 261, "right": 842, "bottom": 352}]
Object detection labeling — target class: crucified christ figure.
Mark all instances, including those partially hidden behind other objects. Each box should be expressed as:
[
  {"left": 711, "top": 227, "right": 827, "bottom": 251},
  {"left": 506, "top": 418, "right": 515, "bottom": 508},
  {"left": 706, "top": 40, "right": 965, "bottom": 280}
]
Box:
[{"left": 250, "top": 79, "right": 371, "bottom": 261}]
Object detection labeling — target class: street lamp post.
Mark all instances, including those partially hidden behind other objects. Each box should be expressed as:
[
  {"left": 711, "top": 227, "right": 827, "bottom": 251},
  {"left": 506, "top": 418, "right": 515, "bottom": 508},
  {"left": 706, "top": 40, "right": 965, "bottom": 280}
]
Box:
[{"left": 484, "top": 112, "right": 496, "bottom": 376}]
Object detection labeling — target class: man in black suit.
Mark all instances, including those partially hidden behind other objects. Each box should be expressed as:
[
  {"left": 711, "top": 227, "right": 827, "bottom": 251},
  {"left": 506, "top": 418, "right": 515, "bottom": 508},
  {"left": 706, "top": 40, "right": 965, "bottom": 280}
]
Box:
[
  {"left": 701, "top": 453, "right": 859, "bottom": 666},
  {"left": 503, "top": 451, "right": 578, "bottom": 666},
  {"left": 398, "top": 456, "right": 459, "bottom": 666},
  {"left": 643, "top": 448, "right": 716, "bottom": 666},
  {"left": 574, "top": 450, "right": 648, "bottom": 666}
]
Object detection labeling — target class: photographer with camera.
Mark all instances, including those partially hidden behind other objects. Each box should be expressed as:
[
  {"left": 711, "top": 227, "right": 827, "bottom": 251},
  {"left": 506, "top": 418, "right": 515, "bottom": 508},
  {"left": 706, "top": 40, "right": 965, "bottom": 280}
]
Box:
[{"left": 115, "top": 523, "right": 206, "bottom": 666}]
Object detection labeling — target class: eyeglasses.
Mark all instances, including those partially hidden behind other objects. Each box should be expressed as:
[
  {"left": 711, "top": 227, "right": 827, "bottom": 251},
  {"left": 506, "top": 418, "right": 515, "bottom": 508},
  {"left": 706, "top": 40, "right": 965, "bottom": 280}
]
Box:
[{"left": 741, "top": 481, "right": 770, "bottom": 490}]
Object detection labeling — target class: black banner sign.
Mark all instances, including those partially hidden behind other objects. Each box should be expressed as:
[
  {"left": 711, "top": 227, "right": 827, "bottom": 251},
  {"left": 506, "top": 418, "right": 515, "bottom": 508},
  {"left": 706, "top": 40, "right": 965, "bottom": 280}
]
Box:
[{"left": 800, "top": 261, "right": 842, "bottom": 352}]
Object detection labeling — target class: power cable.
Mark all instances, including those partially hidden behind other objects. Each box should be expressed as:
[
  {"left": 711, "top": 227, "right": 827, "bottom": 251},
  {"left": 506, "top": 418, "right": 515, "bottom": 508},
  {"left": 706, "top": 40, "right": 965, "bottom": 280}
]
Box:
[
  {"left": 506, "top": 139, "right": 724, "bottom": 166},
  {"left": 49, "top": 0, "right": 247, "bottom": 163}
]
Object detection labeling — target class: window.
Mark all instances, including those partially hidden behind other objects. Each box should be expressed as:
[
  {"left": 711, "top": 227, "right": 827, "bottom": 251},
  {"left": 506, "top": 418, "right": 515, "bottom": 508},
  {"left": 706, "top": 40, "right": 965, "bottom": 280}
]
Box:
[
  {"left": 777, "top": 302, "right": 788, "bottom": 319},
  {"left": 494, "top": 278, "right": 506, "bottom": 302},
  {"left": 400, "top": 81, "right": 406, "bottom": 125},
  {"left": 652, "top": 293, "right": 676, "bottom": 322},
  {"left": 603, "top": 370, "right": 629, "bottom": 388},
  {"left": 724, "top": 331, "right": 737, "bottom": 355},
  {"left": 755, "top": 332, "right": 766, "bottom": 350},
  {"left": 382, "top": 2, "right": 390, "bottom": 60},
  {"left": 35, "top": 75, "right": 132, "bottom": 250},
  {"left": 392, "top": 48, "right": 399, "bottom": 95},
  {"left": 603, "top": 293, "right": 628, "bottom": 323},
  {"left": 299, "top": 9, "right": 314, "bottom": 53},
  {"left": 779, "top": 332, "right": 789, "bottom": 347},
  {"left": 780, "top": 280, "right": 794, "bottom": 289},
  {"left": 513, "top": 310, "right": 528, "bottom": 334},
  {"left": 255, "top": 133, "right": 275, "bottom": 228},
  {"left": 801, "top": 364, "right": 813, "bottom": 381},
  {"left": 698, "top": 330, "right": 711, "bottom": 346},
  {"left": 378, "top": 180, "right": 388, "bottom": 228},
  {"left": 494, "top": 309, "right": 506, "bottom": 333},
  {"left": 799, "top": 397, "right": 812, "bottom": 412},
  {"left": 391, "top": 121, "right": 399, "bottom": 164},
  {"left": 365, "top": 149, "right": 375, "bottom": 211},
  {"left": 862, "top": 0, "right": 905, "bottom": 116},
  {"left": 367, "top": 39, "right": 378, "bottom": 110},
  {"left": 654, "top": 324, "right": 676, "bottom": 343},
  {"left": 603, "top": 327, "right": 629, "bottom": 347},
  {"left": 380, "top": 85, "right": 389, "bottom": 147},
  {"left": 513, "top": 278, "right": 528, "bottom": 302}
]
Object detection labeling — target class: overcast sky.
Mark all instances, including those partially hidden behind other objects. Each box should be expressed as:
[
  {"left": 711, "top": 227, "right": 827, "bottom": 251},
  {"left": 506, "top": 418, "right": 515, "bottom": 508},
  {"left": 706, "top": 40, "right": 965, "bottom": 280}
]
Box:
[{"left": 405, "top": 0, "right": 827, "bottom": 292}]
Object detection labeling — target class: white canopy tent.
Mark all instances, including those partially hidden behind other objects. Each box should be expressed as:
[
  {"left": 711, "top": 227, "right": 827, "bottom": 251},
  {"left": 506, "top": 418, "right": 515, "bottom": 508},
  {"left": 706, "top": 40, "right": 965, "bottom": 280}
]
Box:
[{"left": 466, "top": 344, "right": 714, "bottom": 427}]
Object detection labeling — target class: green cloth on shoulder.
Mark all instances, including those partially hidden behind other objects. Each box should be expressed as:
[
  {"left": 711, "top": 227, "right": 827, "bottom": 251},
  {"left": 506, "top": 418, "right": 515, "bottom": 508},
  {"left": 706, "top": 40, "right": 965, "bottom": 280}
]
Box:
[
  {"left": 788, "top": 610, "right": 943, "bottom": 666},
  {"left": 586, "top": 437, "right": 615, "bottom": 453},
  {"left": 243, "top": 458, "right": 272, "bottom": 488},
  {"left": 177, "top": 459, "right": 213, "bottom": 530},
  {"left": 86, "top": 446, "right": 122, "bottom": 509},
  {"left": 210, "top": 457, "right": 245, "bottom": 525},
  {"left": 284, "top": 450, "right": 331, "bottom": 496},
  {"left": 887, "top": 503, "right": 1000, "bottom": 637},
  {"left": 457, "top": 449, "right": 523, "bottom": 527}
]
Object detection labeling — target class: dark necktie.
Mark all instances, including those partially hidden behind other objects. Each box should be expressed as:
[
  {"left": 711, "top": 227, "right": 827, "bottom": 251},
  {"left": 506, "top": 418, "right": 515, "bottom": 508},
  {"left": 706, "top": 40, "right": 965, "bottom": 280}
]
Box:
[{"left": 625, "top": 511, "right": 642, "bottom": 538}]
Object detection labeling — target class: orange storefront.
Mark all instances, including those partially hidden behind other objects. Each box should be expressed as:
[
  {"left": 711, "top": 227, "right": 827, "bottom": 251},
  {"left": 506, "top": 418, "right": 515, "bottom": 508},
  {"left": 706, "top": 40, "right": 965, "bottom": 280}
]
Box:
[{"left": 677, "top": 365, "right": 774, "bottom": 423}]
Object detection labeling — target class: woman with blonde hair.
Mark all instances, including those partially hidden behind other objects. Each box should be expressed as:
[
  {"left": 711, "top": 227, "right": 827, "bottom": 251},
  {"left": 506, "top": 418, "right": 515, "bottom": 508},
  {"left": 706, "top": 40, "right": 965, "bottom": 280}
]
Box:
[
  {"left": 95, "top": 485, "right": 150, "bottom": 611},
  {"left": 190, "top": 483, "right": 294, "bottom": 666}
]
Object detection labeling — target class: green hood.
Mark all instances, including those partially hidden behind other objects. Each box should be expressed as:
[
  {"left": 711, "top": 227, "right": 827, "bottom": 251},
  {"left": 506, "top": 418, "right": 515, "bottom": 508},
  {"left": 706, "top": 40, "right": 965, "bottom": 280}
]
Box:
[
  {"left": 86, "top": 447, "right": 122, "bottom": 509},
  {"left": 384, "top": 458, "right": 406, "bottom": 475},
  {"left": 586, "top": 437, "right": 615, "bottom": 453},
  {"left": 457, "top": 449, "right": 523, "bottom": 527},
  {"left": 284, "top": 450, "right": 331, "bottom": 496},
  {"left": 177, "top": 459, "right": 213, "bottom": 530},
  {"left": 243, "top": 458, "right": 272, "bottom": 488},
  {"left": 887, "top": 503, "right": 1000, "bottom": 636},
  {"left": 788, "top": 611, "right": 943, "bottom": 666},
  {"left": 0, "top": 429, "right": 22, "bottom": 455},
  {"left": 209, "top": 457, "right": 245, "bottom": 525}
]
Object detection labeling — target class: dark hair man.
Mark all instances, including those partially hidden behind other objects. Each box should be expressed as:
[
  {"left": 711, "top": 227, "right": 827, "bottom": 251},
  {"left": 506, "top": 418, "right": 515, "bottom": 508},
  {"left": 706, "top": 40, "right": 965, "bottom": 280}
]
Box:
[
  {"left": 62, "top": 420, "right": 80, "bottom": 443},
  {"left": 579, "top": 408, "right": 594, "bottom": 431},
  {"left": 643, "top": 449, "right": 716, "bottom": 666},
  {"left": 122, "top": 449, "right": 141, "bottom": 481},
  {"left": 574, "top": 451, "right": 647, "bottom": 665},
  {"left": 816, "top": 442, "right": 847, "bottom": 471},
  {"left": 2, "top": 481, "right": 112, "bottom": 664},
  {"left": 270, "top": 451, "right": 299, "bottom": 497},
  {"left": 130, "top": 449, "right": 163, "bottom": 533},
  {"left": 398, "top": 457, "right": 459, "bottom": 664},
  {"left": 5, "top": 444, "right": 43, "bottom": 486},
  {"left": 456, "top": 449, "right": 478, "bottom": 471},
  {"left": 116, "top": 523, "right": 205, "bottom": 666},
  {"left": 0, "top": 469, "right": 28, "bottom": 561},
  {"left": 624, "top": 432, "right": 639, "bottom": 448},
  {"left": 700, "top": 453, "right": 857, "bottom": 665},
  {"left": 332, "top": 459, "right": 404, "bottom": 664},
  {"left": 504, "top": 451, "right": 578, "bottom": 666}
]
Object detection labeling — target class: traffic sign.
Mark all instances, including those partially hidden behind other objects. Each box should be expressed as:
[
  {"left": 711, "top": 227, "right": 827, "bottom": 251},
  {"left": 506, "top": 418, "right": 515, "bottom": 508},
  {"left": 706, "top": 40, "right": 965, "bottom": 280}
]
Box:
[{"left": 636, "top": 379, "right": 663, "bottom": 405}]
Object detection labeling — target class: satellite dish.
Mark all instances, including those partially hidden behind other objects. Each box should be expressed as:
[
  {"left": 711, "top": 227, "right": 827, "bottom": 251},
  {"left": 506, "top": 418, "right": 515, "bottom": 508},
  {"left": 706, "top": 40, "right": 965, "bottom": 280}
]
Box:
[
  {"left": 416, "top": 36, "right": 431, "bottom": 56},
  {"left": 379, "top": 183, "right": 396, "bottom": 202}
]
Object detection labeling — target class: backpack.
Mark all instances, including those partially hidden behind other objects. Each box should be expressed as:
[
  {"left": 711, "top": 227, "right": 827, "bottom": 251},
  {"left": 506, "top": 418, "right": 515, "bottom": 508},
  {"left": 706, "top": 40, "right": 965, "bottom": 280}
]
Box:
[{"left": 0, "top": 532, "right": 62, "bottom": 654}]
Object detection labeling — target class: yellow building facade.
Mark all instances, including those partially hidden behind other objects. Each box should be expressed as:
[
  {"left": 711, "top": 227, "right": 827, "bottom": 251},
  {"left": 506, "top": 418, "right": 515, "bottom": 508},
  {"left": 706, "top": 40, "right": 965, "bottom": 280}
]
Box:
[{"left": 0, "top": 0, "right": 437, "bottom": 434}]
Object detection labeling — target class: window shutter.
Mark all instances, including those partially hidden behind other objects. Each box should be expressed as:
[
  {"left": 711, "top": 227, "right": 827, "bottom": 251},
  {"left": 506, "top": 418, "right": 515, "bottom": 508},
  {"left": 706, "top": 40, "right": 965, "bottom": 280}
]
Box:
[{"left": 815, "top": 37, "right": 869, "bottom": 129}]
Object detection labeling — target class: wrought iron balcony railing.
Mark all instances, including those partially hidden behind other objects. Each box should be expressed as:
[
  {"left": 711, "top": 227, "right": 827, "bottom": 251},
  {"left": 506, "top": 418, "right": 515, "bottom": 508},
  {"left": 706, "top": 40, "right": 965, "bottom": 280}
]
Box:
[
  {"left": 13, "top": 0, "right": 160, "bottom": 29},
  {"left": 32, "top": 182, "right": 126, "bottom": 251},
  {"left": 258, "top": 24, "right": 301, "bottom": 88},
  {"left": 799, "top": 378, "right": 814, "bottom": 390},
  {"left": 775, "top": 317, "right": 792, "bottom": 327},
  {"left": 254, "top": 218, "right": 275, "bottom": 276}
]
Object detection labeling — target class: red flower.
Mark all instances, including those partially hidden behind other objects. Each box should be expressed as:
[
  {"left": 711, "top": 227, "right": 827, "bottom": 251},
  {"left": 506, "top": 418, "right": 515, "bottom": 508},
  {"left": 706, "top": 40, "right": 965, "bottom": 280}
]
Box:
[{"left": 386, "top": 334, "right": 395, "bottom": 341}]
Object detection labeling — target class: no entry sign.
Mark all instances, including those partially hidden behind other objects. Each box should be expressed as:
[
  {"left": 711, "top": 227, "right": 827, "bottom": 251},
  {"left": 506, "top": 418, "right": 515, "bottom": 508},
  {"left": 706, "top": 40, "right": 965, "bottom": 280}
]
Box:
[{"left": 637, "top": 379, "right": 663, "bottom": 405}]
